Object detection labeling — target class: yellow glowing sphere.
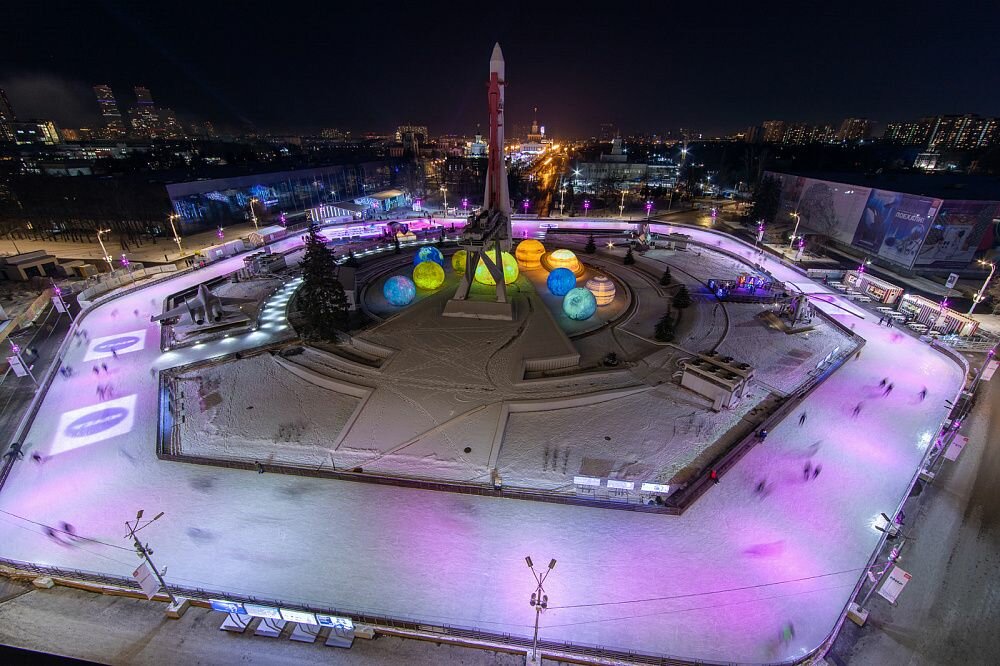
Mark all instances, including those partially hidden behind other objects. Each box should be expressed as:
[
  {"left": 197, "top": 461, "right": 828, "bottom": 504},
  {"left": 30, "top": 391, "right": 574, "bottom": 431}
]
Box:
[
  {"left": 543, "top": 248, "right": 582, "bottom": 274},
  {"left": 474, "top": 251, "right": 519, "bottom": 285},
  {"left": 413, "top": 260, "right": 445, "bottom": 290},
  {"left": 585, "top": 275, "right": 616, "bottom": 306},
  {"left": 515, "top": 239, "right": 546, "bottom": 268},
  {"left": 451, "top": 249, "right": 467, "bottom": 273}
]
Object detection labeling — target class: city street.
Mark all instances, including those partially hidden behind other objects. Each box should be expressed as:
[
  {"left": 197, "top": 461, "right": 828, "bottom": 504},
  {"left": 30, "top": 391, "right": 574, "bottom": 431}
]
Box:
[{"left": 0, "top": 221, "right": 966, "bottom": 663}]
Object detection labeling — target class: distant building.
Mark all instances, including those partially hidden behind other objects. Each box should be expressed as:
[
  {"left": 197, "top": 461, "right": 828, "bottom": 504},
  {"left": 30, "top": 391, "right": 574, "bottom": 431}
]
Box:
[
  {"left": 761, "top": 120, "right": 787, "bottom": 143},
  {"left": 781, "top": 123, "right": 813, "bottom": 145},
  {"left": 320, "top": 128, "right": 348, "bottom": 140},
  {"left": 159, "top": 108, "right": 187, "bottom": 139},
  {"left": 882, "top": 117, "right": 934, "bottom": 146},
  {"left": 835, "top": 118, "right": 872, "bottom": 143},
  {"left": 130, "top": 85, "right": 161, "bottom": 138},
  {"left": 0, "top": 87, "right": 16, "bottom": 142},
  {"left": 13, "top": 120, "right": 61, "bottom": 145},
  {"left": 927, "top": 114, "right": 997, "bottom": 151},
  {"left": 93, "top": 85, "right": 127, "bottom": 138},
  {"left": 527, "top": 108, "right": 543, "bottom": 143},
  {"left": 465, "top": 132, "right": 487, "bottom": 158},
  {"left": 598, "top": 122, "right": 617, "bottom": 143}
]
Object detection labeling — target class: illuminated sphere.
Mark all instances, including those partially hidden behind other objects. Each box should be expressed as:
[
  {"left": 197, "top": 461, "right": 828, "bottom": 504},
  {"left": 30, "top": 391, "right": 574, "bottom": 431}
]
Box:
[
  {"left": 563, "top": 287, "right": 597, "bottom": 321},
  {"left": 585, "top": 275, "right": 616, "bottom": 306},
  {"left": 451, "top": 250, "right": 467, "bottom": 273},
  {"left": 543, "top": 248, "right": 581, "bottom": 274},
  {"left": 413, "top": 260, "right": 445, "bottom": 290},
  {"left": 383, "top": 275, "right": 416, "bottom": 306},
  {"left": 515, "top": 239, "right": 546, "bottom": 268},
  {"left": 397, "top": 231, "right": 417, "bottom": 242},
  {"left": 547, "top": 267, "right": 576, "bottom": 296},
  {"left": 474, "top": 251, "right": 519, "bottom": 285},
  {"left": 413, "top": 246, "right": 444, "bottom": 267}
]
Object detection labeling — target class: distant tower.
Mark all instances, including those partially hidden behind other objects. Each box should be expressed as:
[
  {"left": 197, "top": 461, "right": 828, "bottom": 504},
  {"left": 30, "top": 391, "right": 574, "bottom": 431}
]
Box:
[
  {"left": 443, "top": 43, "right": 514, "bottom": 321},
  {"left": 131, "top": 86, "right": 160, "bottom": 138},
  {"left": 0, "top": 87, "right": 16, "bottom": 142},
  {"left": 527, "top": 107, "right": 542, "bottom": 143},
  {"left": 93, "top": 85, "right": 127, "bottom": 138}
]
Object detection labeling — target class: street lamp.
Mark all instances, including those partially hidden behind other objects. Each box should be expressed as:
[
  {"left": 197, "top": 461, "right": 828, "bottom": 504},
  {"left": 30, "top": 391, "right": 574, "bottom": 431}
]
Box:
[
  {"left": 523, "top": 198, "right": 530, "bottom": 216},
  {"left": 858, "top": 256, "right": 871, "bottom": 274},
  {"left": 525, "top": 556, "right": 556, "bottom": 664},
  {"left": 462, "top": 197, "right": 469, "bottom": 214},
  {"left": 248, "top": 197, "right": 260, "bottom": 231},
  {"left": 756, "top": 220, "right": 765, "bottom": 246},
  {"left": 619, "top": 189, "right": 627, "bottom": 218},
  {"left": 583, "top": 199, "right": 590, "bottom": 216},
  {"left": 125, "top": 509, "right": 177, "bottom": 606},
  {"left": 787, "top": 211, "right": 801, "bottom": 252},
  {"left": 967, "top": 259, "right": 996, "bottom": 315},
  {"left": 645, "top": 200, "right": 653, "bottom": 220},
  {"left": 931, "top": 298, "right": 950, "bottom": 333},
  {"left": 95, "top": 228, "right": 114, "bottom": 272},
  {"left": 167, "top": 213, "right": 184, "bottom": 259},
  {"left": 440, "top": 186, "right": 448, "bottom": 215},
  {"left": 559, "top": 184, "right": 566, "bottom": 217}
]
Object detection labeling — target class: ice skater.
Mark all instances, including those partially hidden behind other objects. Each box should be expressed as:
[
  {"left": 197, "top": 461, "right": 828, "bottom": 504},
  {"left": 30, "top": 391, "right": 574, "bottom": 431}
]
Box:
[
  {"left": 919, "top": 386, "right": 927, "bottom": 401},
  {"left": 884, "top": 383, "right": 894, "bottom": 397},
  {"left": 803, "top": 462, "right": 812, "bottom": 480},
  {"left": 812, "top": 464, "right": 822, "bottom": 479},
  {"left": 798, "top": 412, "right": 807, "bottom": 426},
  {"left": 852, "top": 402, "right": 863, "bottom": 418},
  {"left": 710, "top": 469, "right": 719, "bottom": 484},
  {"left": 92, "top": 365, "right": 100, "bottom": 376},
  {"left": 879, "top": 377, "right": 888, "bottom": 388},
  {"left": 111, "top": 349, "right": 118, "bottom": 360},
  {"left": 255, "top": 460, "right": 264, "bottom": 474},
  {"left": 780, "top": 622, "right": 796, "bottom": 644},
  {"left": 31, "top": 452, "right": 46, "bottom": 465}
]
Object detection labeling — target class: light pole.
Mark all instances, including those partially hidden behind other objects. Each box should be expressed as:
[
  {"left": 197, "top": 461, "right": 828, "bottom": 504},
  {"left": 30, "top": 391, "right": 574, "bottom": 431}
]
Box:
[
  {"left": 931, "top": 298, "right": 950, "bottom": 333},
  {"left": 440, "top": 186, "right": 448, "bottom": 215},
  {"left": 248, "top": 197, "right": 260, "bottom": 231},
  {"left": 756, "top": 220, "right": 765, "bottom": 247},
  {"left": 619, "top": 189, "right": 627, "bottom": 218},
  {"left": 787, "top": 211, "right": 801, "bottom": 253},
  {"left": 125, "top": 509, "right": 177, "bottom": 606},
  {"left": 795, "top": 236, "right": 805, "bottom": 262},
  {"left": 8, "top": 341, "right": 38, "bottom": 386},
  {"left": 525, "top": 556, "right": 556, "bottom": 664},
  {"left": 462, "top": 198, "right": 469, "bottom": 215},
  {"left": 523, "top": 198, "right": 530, "bottom": 216},
  {"left": 167, "top": 213, "right": 185, "bottom": 259},
  {"left": 572, "top": 169, "right": 581, "bottom": 187},
  {"left": 95, "top": 228, "right": 114, "bottom": 272},
  {"left": 645, "top": 200, "right": 653, "bottom": 220},
  {"left": 967, "top": 259, "right": 996, "bottom": 315},
  {"left": 583, "top": 199, "right": 590, "bottom": 216},
  {"left": 559, "top": 185, "right": 566, "bottom": 217}
]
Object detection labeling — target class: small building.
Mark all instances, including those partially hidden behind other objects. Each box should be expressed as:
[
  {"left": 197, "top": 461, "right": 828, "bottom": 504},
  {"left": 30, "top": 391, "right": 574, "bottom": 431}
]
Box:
[
  {"left": 897, "top": 294, "right": 978, "bottom": 336},
  {"left": 844, "top": 271, "right": 904, "bottom": 304},
  {"left": 681, "top": 351, "right": 755, "bottom": 411},
  {"left": 353, "top": 189, "right": 409, "bottom": 217},
  {"left": 247, "top": 226, "right": 286, "bottom": 248},
  {"left": 0, "top": 250, "right": 59, "bottom": 281}
]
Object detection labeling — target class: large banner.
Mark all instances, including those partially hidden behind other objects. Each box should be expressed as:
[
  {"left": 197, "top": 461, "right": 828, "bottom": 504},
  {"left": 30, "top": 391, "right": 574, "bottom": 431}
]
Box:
[
  {"left": 796, "top": 179, "right": 871, "bottom": 245},
  {"left": 774, "top": 173, "right": 806, "bottom": 220},
  {"left": 851, "top": 189, "right": 940, "bottom": 268},
  {"left": 915, "top": 200, "right": 999, "bottom": 269}
]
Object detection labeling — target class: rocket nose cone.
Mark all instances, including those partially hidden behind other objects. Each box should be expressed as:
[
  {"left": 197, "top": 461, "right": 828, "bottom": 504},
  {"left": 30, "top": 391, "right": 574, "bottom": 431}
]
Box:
[{"left": 490, "top": 43, "right": 504, "bottom": 65}]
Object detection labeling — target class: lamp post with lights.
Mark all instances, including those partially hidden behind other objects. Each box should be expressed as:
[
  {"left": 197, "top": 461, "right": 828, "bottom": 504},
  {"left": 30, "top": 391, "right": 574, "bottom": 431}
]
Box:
[
  {"left": 440, "top": 186, "right": 448, "bottom": 215},
  {"left": 248, "top": 197, "right": 260, "bottom": 231},
  {"left": 787, "top": 211, "right": 802, "bottom": 253},
  {"left": 583, "top": 199, "right": 590, "bottom": 216},
  {"left": 168, "top": 213, "right": 184, "bottom": 258},
  {"left": 125, "top": 509, "right": 177, "bottom": 606},
  {"left": 559, "top": 184, "right": 566, "bottom": 217},
  {"left": 619, "top": 189, "right": 627, "bottom": 218},
  {"left": 645, "top": 200, "right": 653, "bottom": 220},
  {"left": 967, "top": 259, "right": 996, "bottom": 315},
  {"left": 525, "top": 556, "right": 556, "bottom": 664},
  {"left": 96, "top": 229, "right": 114, "bottom": 272}
]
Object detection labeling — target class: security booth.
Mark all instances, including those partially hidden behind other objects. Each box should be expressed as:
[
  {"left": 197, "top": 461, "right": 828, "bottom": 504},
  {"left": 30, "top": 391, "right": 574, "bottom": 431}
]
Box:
[
  {"left": 844, "top": 271, "right": 904, "bottom": 305},
  {"left": 897, "top": 294, "right": 979, "bottom": 336}
]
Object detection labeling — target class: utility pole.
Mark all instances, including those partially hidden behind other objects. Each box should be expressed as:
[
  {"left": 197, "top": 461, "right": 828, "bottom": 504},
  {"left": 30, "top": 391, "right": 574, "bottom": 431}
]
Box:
[
  {"left": 168, "top": 213, "right": 184, "bottom": 259},
  {"left": 619, "top": 188, "right": 626, "bottom": 218},
  {"left": 248, "top": 197, "right": 260, "bottom": 231},
  {"left": 968, "top": 260, "right": 996, "bottom": 315},
  {"left": 525, "top": 556, "right": 556, "bottom": 664},
  {"left": 125, "top": 509, "right": 177, "bottom": 606},
  {"left": 559, "top": 184, "right": 566, "bottom": 217},
  {"left": 96, "top": 228, "right": 114, "bottom": 273}
]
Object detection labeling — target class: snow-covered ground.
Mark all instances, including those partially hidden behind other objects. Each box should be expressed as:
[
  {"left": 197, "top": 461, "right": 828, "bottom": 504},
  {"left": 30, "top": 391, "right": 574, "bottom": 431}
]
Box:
[{"left": 0, "top": 221, "right": 967, "bottom": 664}]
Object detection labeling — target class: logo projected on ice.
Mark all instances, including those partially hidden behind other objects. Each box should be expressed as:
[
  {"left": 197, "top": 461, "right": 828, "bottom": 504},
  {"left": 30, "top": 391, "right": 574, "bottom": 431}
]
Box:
[
  {"left": 93, "top": 336, "right": 141, "bottom": 354},
  {"left": 65, "top": 407, "right": 129, "bottom": 438},
  {"left": 84, "top": 329, "right": 146, "bottom": 361}
]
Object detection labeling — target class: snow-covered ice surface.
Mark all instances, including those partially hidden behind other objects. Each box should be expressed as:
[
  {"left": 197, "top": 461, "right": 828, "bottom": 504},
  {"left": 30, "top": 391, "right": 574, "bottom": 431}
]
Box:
[
  {"left": 176, "top": 353, "right": 359, "bottom": 466},
  {"left": 0, "top": 222, "right": 966, "bottom": 664}
]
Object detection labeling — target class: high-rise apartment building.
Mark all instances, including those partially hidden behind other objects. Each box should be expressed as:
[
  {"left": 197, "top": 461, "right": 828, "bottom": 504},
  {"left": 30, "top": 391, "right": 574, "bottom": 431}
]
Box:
[
  {"left": 93, "top": 85, "right": 127, "bottom": 138},
  {"left": 130, "top": 85, "right": 161, "bottom": 138},
  {"left": 159, "top": 108, "right": 187, "bottom": 139},
  {"left": 320, "top": 128, "right": 348, "bottom": 140},
  {"left": 781, "top": 122, "right": 812, "bottom": 145},
  {"left": 0, "top": 87, "right": 16, "bottom": 142},
  {"left": 927, "top": 114, "right": 997, "bottom": 150},
  {"left": 761, "top": 120, "right": 786, "bottom": 143},
  {"left": 882, "top": 118, "right": 934, "bottom": 146},
  {"left": 835, "top": 118, "right": 872, "bottom": 143}
]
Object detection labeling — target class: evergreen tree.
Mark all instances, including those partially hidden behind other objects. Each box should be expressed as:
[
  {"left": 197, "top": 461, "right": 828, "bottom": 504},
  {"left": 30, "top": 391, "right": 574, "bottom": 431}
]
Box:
[
  {"left": 654, "top": 311, "right": 675, "bottom": 342},
  {"left": 299, "top": 223, "right": 348, "bottom": 338},
  {"left": 624, "top": 247, "right": 636, "bottom": 265},
  {"left": 345, "top": 250, "right": 359, "bottom": 268},
  {"left": 659, "top": 267, "right": 672, "bottom": 286},
  {"left": 673, "top": 284, "right": 692, "bottom": 309},
  {"left": 584, "top": 234, "right": 597, "bottom": 254}
]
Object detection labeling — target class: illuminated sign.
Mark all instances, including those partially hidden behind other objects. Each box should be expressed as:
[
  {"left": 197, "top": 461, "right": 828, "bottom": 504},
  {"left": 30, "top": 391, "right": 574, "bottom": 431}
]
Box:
[
  {"left": 606, "top": 479, "right": 634, "bottom": 490},
  {"left": 52, "top": 394, "right": 137, "bottom": 454},
  {"left": 316, "top": 615, "right": 354, "bottom": 630},
  {"left": 84, "top": 329, "right": 147, "bottom": 361},
  {"left": 640, "top": 482, "right": 671, "bottom": 494},
  {"left": 573, "top": 476, "right": 601, "bottom": 487},
  {"left": 210, "top": 599, "right": 246, "bottom": 614},
  {"left": 279, "top": 608, "right": 317, "bottom": 624},
  {"left": 243, "top": 603, "right": 282, "bottom": 620}
]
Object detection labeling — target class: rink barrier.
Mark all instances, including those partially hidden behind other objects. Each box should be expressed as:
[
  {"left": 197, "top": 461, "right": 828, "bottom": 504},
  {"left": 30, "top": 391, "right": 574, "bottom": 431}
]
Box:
[{"left": 0, "top": 555, "right": 782, "bottom": 666}]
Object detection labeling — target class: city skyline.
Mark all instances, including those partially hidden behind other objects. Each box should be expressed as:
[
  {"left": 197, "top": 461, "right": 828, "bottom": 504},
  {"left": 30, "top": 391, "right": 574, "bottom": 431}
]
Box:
[{"left": 2, "top": 1, "right": 998, "bottom": 137}]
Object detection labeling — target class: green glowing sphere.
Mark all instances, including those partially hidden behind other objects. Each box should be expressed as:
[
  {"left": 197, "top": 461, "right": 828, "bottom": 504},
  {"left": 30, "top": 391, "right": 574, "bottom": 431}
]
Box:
[
  {"left": 563, "top": 287, "right": 597, "bottom": 320},
  {"left": 451, "top": 250, "right": 467, "bottom": 273},
  {"left": 413, "top": 260, "right": 445, "bottom": 290},
  {"left": 474, "top": 251, "right": 519, "bottom": 285}
]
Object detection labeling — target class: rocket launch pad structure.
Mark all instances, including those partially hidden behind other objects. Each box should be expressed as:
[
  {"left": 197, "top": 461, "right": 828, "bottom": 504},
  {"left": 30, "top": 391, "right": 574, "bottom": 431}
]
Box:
[{"left": 442, "top": 43, "right": 515, "bottom": 321}]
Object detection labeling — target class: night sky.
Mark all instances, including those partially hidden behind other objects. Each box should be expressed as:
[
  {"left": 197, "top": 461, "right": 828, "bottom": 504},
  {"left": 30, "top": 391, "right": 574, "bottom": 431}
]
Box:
[{"left": 2, "top": 0, "right": 998, "bottom": 137}]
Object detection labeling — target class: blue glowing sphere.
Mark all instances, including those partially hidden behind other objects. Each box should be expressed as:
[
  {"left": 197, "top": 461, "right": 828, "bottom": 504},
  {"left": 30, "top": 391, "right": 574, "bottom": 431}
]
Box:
[
  {"left": 413, "top": 246, "right": 444, "bottom": 266},
  {"left": 383, "top": 275, "right": 416, "bottom": 306},
  {"left": 547, "top": 267, "right": 576, "bottom": 296},
  {"left": 563, "top": 287, "right": 597, "bottom": 321}
]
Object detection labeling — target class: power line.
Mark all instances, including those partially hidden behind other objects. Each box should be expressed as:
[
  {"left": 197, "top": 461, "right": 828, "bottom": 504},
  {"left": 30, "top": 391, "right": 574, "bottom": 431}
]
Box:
[{"left": 549, "top": 567, "right": 865, "bottom": 610}]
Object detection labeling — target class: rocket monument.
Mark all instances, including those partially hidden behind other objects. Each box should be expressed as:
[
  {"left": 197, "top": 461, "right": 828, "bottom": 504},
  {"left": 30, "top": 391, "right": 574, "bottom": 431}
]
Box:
[{"left": 443, "top": 43, "right": 515, "bottom": 320}]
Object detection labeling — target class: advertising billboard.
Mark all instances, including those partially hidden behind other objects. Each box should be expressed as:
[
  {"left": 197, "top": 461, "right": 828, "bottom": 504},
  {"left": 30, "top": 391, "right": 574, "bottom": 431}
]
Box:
[
  {"left": 914, "top": 200, "right": 999, "bottom": 269},
  {"left": 851, "top": 190, "right": 940, "bottom": 268},
  {"left": 795, "top": 179, "right": 871, "bottom": 245},
  {"left": 773, "top": 173, "right": 806, "bottom": 220}
]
